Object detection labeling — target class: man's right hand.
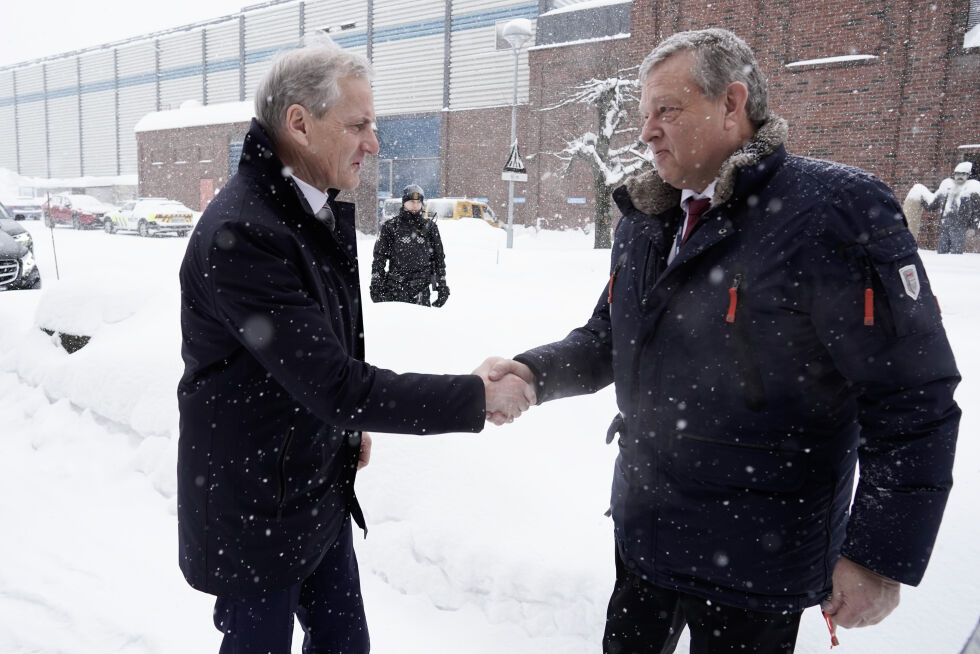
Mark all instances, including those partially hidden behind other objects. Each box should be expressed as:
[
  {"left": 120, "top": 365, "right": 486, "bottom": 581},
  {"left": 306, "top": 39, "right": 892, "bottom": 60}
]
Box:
[
  {"left": 473, "top": 357, "right": 537, "bottom": 425},
  {"left": 821, "top": 556, "right": 901, "bottom": 629}
]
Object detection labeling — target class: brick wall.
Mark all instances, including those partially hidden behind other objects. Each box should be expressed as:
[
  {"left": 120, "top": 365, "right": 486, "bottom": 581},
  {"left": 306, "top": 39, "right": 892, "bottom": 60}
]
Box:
[
  {"left": 138, "top": 122, "right": 249, "bottom": 211},
  {"left": 626, "top": 0, "right": 978, "bottom": 250}
]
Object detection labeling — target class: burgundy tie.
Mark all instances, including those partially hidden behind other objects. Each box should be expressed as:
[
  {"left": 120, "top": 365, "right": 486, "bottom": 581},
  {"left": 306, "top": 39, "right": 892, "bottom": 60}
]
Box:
[{"left": 681, "top": 197, "right": 711, "bottom": 245}]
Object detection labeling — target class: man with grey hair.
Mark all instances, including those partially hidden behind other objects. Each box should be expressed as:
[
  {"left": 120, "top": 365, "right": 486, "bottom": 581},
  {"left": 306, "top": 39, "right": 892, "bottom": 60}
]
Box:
[
  {"left": 482, "top": 27, "right": 959, "bottom": 652},
  {"left": 177, "top": 39, "right": 533, "bottom": 652}
]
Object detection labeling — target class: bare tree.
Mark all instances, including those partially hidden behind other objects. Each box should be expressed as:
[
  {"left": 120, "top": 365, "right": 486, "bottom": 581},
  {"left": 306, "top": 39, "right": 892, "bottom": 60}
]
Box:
[{"left": 543, "top": 73, "right": 651, "bottom": 248}]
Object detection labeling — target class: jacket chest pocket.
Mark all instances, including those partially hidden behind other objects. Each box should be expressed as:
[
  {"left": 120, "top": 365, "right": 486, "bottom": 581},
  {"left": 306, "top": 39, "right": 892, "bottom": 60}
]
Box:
[{"left": 613, "top": 240, "right": 664, "bottom": 307}]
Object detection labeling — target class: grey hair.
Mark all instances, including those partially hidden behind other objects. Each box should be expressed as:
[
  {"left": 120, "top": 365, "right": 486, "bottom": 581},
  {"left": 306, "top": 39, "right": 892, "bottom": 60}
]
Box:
[
  {"left": 638, "top": 28, "right": 769, "bottom": 126},
  {"left": 254, "top": 35, "right": 373, "bottom": 144}
]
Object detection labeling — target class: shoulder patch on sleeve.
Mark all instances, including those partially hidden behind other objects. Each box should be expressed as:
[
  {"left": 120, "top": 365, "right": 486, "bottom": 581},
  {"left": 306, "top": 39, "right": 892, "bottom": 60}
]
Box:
[{"left": 899, "top": 264, "right": 920, "bottom": 300}]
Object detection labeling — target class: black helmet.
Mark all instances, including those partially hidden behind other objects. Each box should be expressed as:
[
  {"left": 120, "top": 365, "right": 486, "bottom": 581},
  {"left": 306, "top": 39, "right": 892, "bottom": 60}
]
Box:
[{"left": 401, "top": 184, "right": 425, "bottom": 204}]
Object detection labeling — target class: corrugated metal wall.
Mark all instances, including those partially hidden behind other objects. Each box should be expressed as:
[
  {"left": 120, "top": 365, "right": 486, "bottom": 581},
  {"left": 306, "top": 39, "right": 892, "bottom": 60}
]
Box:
[
  {"left": 0, "top": 72, "right": 18, "bottom": 172},
  {"left": 45, "top": 59, "right": 81, "bottom": 178},
  {"left": 116, "top": 42, "right": 158, "bottom": 175},
  {"left": 15, "top": 67, "right": 48, "bottom": 177},
  {"left": 373, "top": 0, "right": 446, "bottom": 114},
  {"left": 0, "top": 0, "right": 542, "bottom": 180},
  {"left": 244, "top": 5, "right": 302, "bottom": 99},
  {"left": 159, "top": 29, "right": 205, "bottom": 110},
  {"left": 79, "top": 50, "right": 118, "bottom": 177},
  {"left": 450, "top": 0, "right": 537, "bottom": 111},
  {"left": 204, "top": 21, "right": 242, "bottom": 105},
  {"left": 305, "top": 0, "right": 368, "bottom": 58}
]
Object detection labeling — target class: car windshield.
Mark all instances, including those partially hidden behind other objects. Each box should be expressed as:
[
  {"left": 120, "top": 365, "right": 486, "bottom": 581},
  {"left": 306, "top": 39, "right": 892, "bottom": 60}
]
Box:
[
  {"left": 425, "top": 200, "right": 454, "bottom": 219},
  {"left": 144, "top": 201, "right": 192, "bottom": 213},
  {"left": 69, "top": 195, "right": 109, "bottom": 211},
  {"left": 0, "top": 203, "right": 11, "bottom": 219}
]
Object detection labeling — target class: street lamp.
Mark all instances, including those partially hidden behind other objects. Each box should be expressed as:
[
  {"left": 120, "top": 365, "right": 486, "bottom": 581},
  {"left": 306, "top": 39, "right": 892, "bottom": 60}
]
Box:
[{"left": 501, "top": 18, "right": 533, "bottom": 249}]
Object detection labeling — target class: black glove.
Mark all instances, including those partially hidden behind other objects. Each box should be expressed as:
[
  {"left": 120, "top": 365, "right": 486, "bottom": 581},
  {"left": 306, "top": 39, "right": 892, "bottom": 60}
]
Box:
[{"left": 433, "top": 284, "right": 450, "bottom": 308}]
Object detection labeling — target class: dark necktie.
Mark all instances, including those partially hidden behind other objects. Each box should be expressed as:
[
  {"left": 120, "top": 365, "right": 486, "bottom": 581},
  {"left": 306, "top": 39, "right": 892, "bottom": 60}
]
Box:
[
  {"left": 681, "top": 197, "right": 711, "bottom": 245},
  {"left": 315, "top": 204, "right": 335, "bottom": 232}
]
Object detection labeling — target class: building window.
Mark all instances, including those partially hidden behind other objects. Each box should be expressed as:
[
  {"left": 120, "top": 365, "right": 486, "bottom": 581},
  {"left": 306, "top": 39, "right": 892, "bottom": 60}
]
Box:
[{"left": 970, "top": 0, "right": 980, "bottom": 30}]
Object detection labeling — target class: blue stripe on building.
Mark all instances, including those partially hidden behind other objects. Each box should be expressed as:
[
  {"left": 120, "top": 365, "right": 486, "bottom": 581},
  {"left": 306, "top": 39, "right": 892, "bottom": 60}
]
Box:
[{"left": 0, "top": 3, "right": 538, "bottom": 107}]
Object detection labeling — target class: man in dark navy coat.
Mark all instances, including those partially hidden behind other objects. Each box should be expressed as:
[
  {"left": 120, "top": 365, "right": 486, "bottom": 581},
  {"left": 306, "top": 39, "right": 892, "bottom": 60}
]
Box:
[
  {"left": 177, "top": 39, "right": 533, "bottom": 653},
  {"left": 482, "top": 28, "right": 960, "bottom": 653}
]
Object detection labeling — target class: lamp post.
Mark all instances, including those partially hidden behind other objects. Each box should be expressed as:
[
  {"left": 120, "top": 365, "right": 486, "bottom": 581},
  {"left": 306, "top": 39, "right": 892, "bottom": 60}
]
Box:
[{"left": 501, "top": 18, "right": 532, "bottom": 249}]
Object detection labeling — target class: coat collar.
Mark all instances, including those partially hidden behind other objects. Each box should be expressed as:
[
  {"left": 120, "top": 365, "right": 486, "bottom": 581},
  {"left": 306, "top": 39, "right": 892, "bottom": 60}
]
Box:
[
  {"left": 238, "top": 119, "right": 358, "bottom": 266},
  {"left": 621, "top": 114, "right": 789, "bottom": 217}
]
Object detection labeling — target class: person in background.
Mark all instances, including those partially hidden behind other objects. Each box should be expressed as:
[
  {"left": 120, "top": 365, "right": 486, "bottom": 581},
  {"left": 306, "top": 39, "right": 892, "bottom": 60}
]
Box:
[
  {"left": 177, "top": 38, "right": 533, "bottom": 654},
  {"left": 370, "top": 184, "right": 451, "bottom": 307},
  {"left": 922, "top": 161, "right": 980, "bottom": 254},
  {"left": 479, "top": 27, "right": 960, "bottom": 654}
]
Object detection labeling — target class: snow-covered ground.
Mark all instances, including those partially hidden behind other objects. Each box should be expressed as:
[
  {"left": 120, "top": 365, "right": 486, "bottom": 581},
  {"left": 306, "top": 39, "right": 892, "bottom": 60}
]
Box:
[{"left": 1, "top": 218, "right": 978, "bottom": 653}]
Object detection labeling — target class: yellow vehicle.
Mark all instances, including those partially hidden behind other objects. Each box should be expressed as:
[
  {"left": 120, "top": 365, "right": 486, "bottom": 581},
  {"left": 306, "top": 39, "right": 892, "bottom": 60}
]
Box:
[{"left": 425, "top": 198, "right": 499, "bottom": 228}]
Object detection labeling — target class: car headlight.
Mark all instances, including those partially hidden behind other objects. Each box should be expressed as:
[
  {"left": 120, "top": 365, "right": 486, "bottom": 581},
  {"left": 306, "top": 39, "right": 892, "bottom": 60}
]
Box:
[
  {"left": 20, "top": 248, "right": 36, "bottom": 275},
  {"left": 13, "top": 232, "right": 32, "bottom": 249}
]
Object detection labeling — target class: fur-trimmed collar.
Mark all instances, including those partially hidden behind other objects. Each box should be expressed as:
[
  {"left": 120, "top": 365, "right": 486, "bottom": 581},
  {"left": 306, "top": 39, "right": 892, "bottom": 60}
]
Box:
[{"left": 624, "top": 115, "right": 789, "bottom": 216}]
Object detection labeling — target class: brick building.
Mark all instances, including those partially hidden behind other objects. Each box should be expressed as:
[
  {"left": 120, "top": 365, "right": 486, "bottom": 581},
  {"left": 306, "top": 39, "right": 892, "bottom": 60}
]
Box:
[
  {"left": 521, "top": 0, "right": 979, "bottom": 248},
  {"left": 130, "top": 1, "right": 978, "bottom": 246}
]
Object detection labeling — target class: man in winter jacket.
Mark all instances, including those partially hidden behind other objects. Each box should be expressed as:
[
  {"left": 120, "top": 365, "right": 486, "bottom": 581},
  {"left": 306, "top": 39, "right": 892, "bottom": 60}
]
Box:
[
  {"left": 177, "top": 39, "right": 534, "bottom": 653},
  {"left": 481, "top": 28, "right": 960, "bottom": 653},
  {"left": 922, "top": 161, "right": 980, "bottom": 254},
  {"left": 370, "top": 184, "right": 451, "bottom": 306}
]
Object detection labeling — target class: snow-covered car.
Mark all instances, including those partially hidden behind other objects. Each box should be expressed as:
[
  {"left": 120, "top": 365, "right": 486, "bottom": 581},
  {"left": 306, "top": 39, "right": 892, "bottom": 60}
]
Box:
[
  {"left": 1, "top": 197, "right": 44, "bottom": 221},
  {"left": 44, "top": 193, "right": 116, "bottom": 229},
  {"left": 0, "top": 203, "right": 41, "bottom": 290},
  {"left": 104, "top": 198, "right": 195, "bottom": 237}
]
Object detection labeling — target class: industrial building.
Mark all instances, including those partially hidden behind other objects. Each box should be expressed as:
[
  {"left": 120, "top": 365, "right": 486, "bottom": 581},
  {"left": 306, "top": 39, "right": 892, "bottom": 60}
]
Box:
[{"left": 1, "top": 0, "right": 976, "bottom": 247}]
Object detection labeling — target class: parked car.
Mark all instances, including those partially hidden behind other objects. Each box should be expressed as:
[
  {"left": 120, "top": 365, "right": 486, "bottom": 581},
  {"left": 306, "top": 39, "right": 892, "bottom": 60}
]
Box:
[
  {"left": 104, "top": 198, "right": 195, "bottom": 237},
  {"left": 379, "top": 197, "right": 500, "bottom": 228},
  {"left": 425, "top": 198, "right": 500, "bottom": 228},
  {"left": 379, "top": 197, "right": 403, "bottom": 224},
  {"left": 0, "top": 203, "right": 41, "bottom": 290},
  {"left": 44, "top": 193, "right": 115, "bottom": 229},
  {"left": 1, "top": 196, "right": 44, "bottom": 221}
]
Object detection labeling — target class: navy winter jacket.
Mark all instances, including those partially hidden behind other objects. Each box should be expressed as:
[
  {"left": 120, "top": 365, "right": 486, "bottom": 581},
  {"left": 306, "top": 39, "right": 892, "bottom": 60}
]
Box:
[
  {"left": 515, "top": 117, "right": 960, "bottom": 612},
  {"left": 177, "top": 120, "right": 485, "bottom": 597}
]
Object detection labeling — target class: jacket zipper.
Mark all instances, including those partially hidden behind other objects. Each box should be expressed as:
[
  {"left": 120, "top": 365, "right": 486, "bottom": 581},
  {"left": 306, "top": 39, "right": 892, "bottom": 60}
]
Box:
[
  {"left": 275, "top": 426, "right": 295, "bottom": 520},
  {"left": 608, "top": 254, "right": 626, "bottom": 304},
  {"left": 725, "top": 272, "right": 767, "bottom": 411}
]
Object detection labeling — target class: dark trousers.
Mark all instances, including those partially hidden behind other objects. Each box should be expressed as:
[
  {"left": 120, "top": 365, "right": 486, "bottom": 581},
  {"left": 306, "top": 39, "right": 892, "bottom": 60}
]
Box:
[
  {"left": 213, "top": 520, "right": 369, "bottom": 654},
  {"left": 603, "top": 549, "right": 801, "bottom": 654},
  {"left": 937, "top": 222, "right": 967, "bottom": 254}
]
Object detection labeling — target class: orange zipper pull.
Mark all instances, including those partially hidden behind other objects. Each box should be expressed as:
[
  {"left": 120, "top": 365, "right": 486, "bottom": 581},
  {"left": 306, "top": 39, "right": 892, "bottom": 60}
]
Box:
[
  {"left": 862, "top": 258, "right": 874, "bottom": 326},
  {"left": 822, "top": 611, "right": 840, "bottom": 648},
  {"left": 608, "top": 258, "right": 624, "bottom": 305},
  {"left": 726, "top": 274, "right": 742, "bottom": 323}
]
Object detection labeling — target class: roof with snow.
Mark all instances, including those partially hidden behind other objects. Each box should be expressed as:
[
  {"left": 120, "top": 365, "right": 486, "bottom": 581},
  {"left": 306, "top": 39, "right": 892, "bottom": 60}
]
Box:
[{"left": 135, "top": 100, "right": 253, "bottom": 133}]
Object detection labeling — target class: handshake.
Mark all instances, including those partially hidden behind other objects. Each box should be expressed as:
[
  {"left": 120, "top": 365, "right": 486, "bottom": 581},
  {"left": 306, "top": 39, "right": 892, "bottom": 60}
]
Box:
[{"left": 473, "top": 357, "right": 538, "bottom": 426}]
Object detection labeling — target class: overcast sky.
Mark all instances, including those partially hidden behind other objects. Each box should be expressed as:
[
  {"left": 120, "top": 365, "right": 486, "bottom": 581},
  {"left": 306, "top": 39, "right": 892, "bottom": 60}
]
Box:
[{"left": 0, "top": 0, "right": 251, "bottom": 68}]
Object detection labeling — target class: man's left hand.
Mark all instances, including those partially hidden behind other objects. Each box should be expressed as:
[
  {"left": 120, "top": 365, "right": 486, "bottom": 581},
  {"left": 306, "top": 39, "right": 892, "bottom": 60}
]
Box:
[
  {"left": 433, "top": 284, "right": 450, "bottom": 307},
  {"left": 357, "top": 432, "right": 372, "bottom": 470},
  {"left": 822, "top": 556, "right": 900, "bottom": 628}
]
